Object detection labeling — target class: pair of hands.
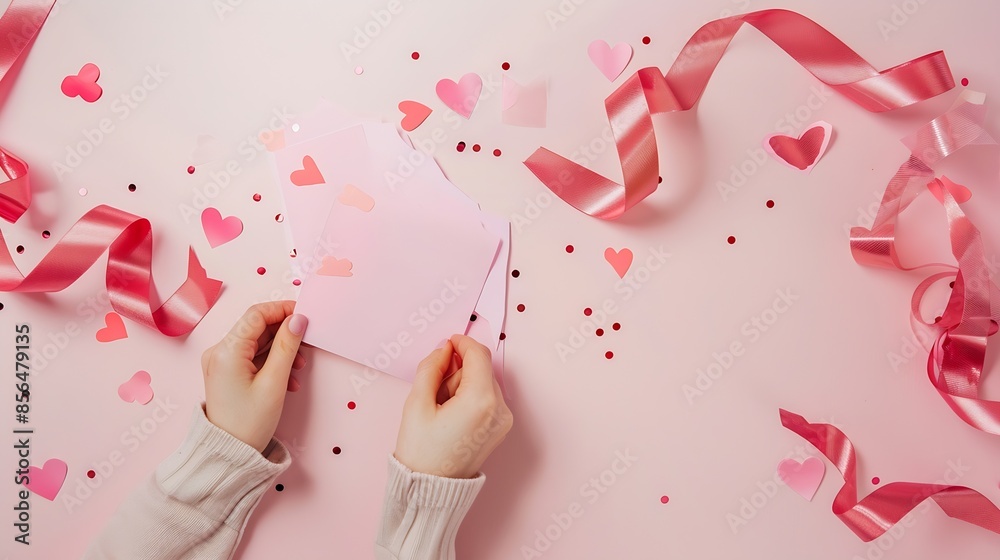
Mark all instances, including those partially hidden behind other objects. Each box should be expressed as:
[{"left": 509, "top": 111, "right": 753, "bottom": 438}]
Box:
[{"left": 201, "top": 300, "right": 512, "bottom": 479}]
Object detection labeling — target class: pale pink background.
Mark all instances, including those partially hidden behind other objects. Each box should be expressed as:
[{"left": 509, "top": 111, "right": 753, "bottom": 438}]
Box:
[{"left": 2, "top": 1, "right": 1000, "bottom": 559}]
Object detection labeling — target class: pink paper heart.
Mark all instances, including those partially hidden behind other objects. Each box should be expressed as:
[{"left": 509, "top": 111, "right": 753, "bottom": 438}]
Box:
[
  {"left": 290, "top": 155, "right": 325, "bottom": 186},
  {"left": 929, "top": 175, "right": 973, "bottom": 204},
  {"left": 398, "top": 100, "right": 432, "bottom": 132},
  {"left": 60, "top": 63, "right": 102, "bottom": 103},
  {"left": 96, "top": 312, "right": 128, "bottom": 342},
  {"left": 317, "top": 256, "right": 354, "bottom": 277},
  {"left": 23, "top": 458, "right": 68, "bottom": 501},
  {"left": 777, "top": 457, "right": 825, "bottom": 501},
  {"left": 588, "top": 40, "right": 633, "bottom": 82},
  {"left": 201, "top": 207, "right": 243, "bottom": 248},
  {"left": 764, "top": 121, "right": 832, "bottom": 173},
  {"left": 118, "top": 370, "right": 154, "bottom": 405},
  {"left": 436, "top": 73, "right": 483, "bottom": 119},
  {"left": 260, "top": 129, "right": 286, "bottom": 152},
  {"left": 604, "top": 247, "right": 633, "bottom": 278},
  {"left": 337, "top": 184, "right": 375, "bottom": 212}
]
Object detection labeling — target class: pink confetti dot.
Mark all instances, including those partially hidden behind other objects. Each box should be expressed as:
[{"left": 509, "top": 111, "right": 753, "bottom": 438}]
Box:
[
  {"left": 766, "top": 200, "right": 775, "bottom": 208},
  {"left": 493, "top": 148, "right": 502, "bottom": 157},
  {"left": 354, "top": 66, "right": 364, "bottom": 75},
  {"left": 517, "top": 303, "right": 525, "bottom": 313},
  {"left": 872, "top": 477, "right": 880, "bottom": 485},
  {"left": 660, "top": 495, "right": 669, "bottom": 504},
  {"left": 584, "top": 308, "right": 592, "bottom": 316},
  {"left": 727, "top": 236, "right": 736, "bottom": 245},
  {"left": 187, "top": 166, "right": 195, "bottom": 174},
  {"left": 78, "top": 187, "right": 88, "bottom": 196},
  {"left": 87, "top": 470, "right": 96, "bottom": 479},
  {"left": 347, "top": 401, "right": 357, "bottom": 410},
  {"left": 411, "top": 51, "right": 420, "bottom": 60},
  {"left": 502, "top": 61, "right": 510, "bottom": 71},
  {"left": 961, "top": 77, "right": 969, "bottom": 86},
  {"left": 605, "top": 351, "right": 614, "bottom": 359},
  {"left": 565, "top": 244, "right": 574, "bottom": 253},
  {"left": 292, "top": 279, "right": 301, "bottom": 286},
  {"left": 256, "top": 267, "right": 266, "bottom": 275},
  {"left": 253, "top": 193, "right": 262, "bottom": 202}
]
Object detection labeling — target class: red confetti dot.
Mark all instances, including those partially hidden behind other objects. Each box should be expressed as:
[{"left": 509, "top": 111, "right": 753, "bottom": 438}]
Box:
[
  {"left": 511, "top": 269, "right": 520, "bottom": 278},
  {"left": 872, "top": 477, "right": 880, "bottom": 485},
  {"left": 275, "top": 483, "right": 284, "bottom": 491},
  {"left": 612, "top": 322, "right": 621, "bottom": 331},
  {"left": 332, "top": 446, "right": 342, "bottom": 455},
  {"left": 289, "top": 249, "right": 297, "bottom": 258},
  {"left": 642, "top": 36, "right": 651, "bottom": 45},
  {"left": 502, "top": 61, "right": 510, "bottom": 71},
  {"left": 253, "top": 193, "right": 262, "bottom": 202},
  {"left": 275, "top": 214, "right": 284, "bottom": 222},
  {"left": 128, "top": 183, "right": 137, "bottom": 192},
  {"left": 605, "top": 351, "right": 614, "bottom": 359},
  {"left": 457, "top": 141, "right": 466, "bottom": 152},
  {"left": 657, "top": 176, "right": 662, "bottom": 184},
  {"left": 87, "top": 470, "right": 96, "bottom": 479},
  {"left": 961, "top": 77, "right": 969, "bottom": 86},
  {"left": 257, "top": 267, "right": 266, "bottom": 275},
  {"left": 517, "top": 303, "right": 525, "bottom": 312},
  {"left": 584, "top": 307, "right": 592, "bottom": 316},
  {"left": 766, "top": 200, "right": 775, "bottom": 208},
  {"left": 41, "top": 230, "right": 50, "bottom": 239},
  {"left": 596, "top": 328, "right": 604, "bottom": 337},
  {"left": 15, "top": 245, "right": 23, "bottom": 254},
  {"left": 347, "top": 401, "right": 357, "bottom": 410},
  {"left": 187, "top": 166, "right": 195, "bottom": 174},
  {"left": 499, "top": 332, "right": 506, "bottom": 340},
  {"left": 727, "top": 236, "right": 736, "bottom": 245},
  {"left": 472, "top": 144, "right": 481, "bottom": 152},
  {"left": 660, "top": 495, "right": 669, "bottom": 504},
  {"left": 292, "top": 279, "right": 301, "bottom": 286},
  {"left": 411, "top": 51, "right": 420, "bottom": 60},
  {"left": 565, "top": 244, "right": 574, "bottom": 253},
  {"left": 493, "top": 148, "right": 502, "bottom": 157}
]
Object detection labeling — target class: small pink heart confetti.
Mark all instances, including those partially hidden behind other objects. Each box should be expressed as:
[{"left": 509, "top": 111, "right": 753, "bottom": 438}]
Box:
[
  {"left": 763, "top": 121, "right": 833, "bottom": 173},
  {"left": 436, "top": 73, "right": 483, "bottom": 119},
  {"left": 604, "top": 247, "right": 633, "bottom": 279},
  {"left": 61, "top": 63, "right": 102, "bottom": 102},
  {"left": 398, "top": 100, "right": 432, "bottom": 132},
  {"left": 118, "top": 370, "right": 154, "bottom": 405},
  {"left": 23, "top": 458, "right": 68, "bottom": 501},
  {"left": 96, "top": 312, "right": 128, "bottom": 342},
  {"left": 317, "top": 256, "right": 354, "bottom": 277},
  {"left": 588, "top": 40, "right": 633, "bottom": 81},
  {"left": 290, "top": 155, "right": 325, "bottom": 186},
  {"left": 337, "top": 184, "right": 375, "bottom": 212},
  {"left": 777, "top": 456, "right": 825, "bottom": 501},
  {"left": 201, "top": 208, "right": 243, "bottom": 248}
]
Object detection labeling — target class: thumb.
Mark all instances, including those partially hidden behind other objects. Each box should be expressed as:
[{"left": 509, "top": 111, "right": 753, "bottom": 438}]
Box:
[
  {"left": 408, "top": 341, "right": 453, "bottom": 414},
  {"left": 258, "top": 313, "right": 308, "bottom": 392}
]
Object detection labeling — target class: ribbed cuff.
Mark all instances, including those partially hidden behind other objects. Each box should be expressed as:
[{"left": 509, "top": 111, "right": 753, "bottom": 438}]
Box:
[
  {"left": 155, "top": 403, "right": 291, "bottom": 527},
  {"left": 385, "top": 455, "right": 485, "bottom": 510}
]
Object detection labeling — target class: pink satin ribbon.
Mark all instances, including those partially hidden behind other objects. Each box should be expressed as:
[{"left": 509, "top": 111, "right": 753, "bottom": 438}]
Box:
[
  {"left": 0, "top": 0, "right": 55, "bottom": 223},
  {"left": 523, "top": 9, "right": 954, "bottom": 219},
  {"left": 780, "top": 409, "right": 1000, "bottom": 541},
  {"left": 0, "top": 1, "right": 222, "bottom": 335}
]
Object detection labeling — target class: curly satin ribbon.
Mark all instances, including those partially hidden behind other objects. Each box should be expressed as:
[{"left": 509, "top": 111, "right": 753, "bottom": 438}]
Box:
[
  {"left": 523, "top": 9, "right": 954, "bottom": 219},
  {"left": 850, "top": 92, "right": 1000, "bottom": 435},
  {"left": 0, "top": 0, "right": 56, "bottom": 223},
  {"left": 780, "top": 409, "right": 1000, "bottom": 541},
  {"left": 0, "top": 205, "right": 223, "bottom": 336}
]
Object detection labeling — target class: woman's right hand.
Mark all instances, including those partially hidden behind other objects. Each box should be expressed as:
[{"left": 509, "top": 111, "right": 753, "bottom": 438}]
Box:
[{"left": 393, "top": 335, "right": 512, "bottom": 479}]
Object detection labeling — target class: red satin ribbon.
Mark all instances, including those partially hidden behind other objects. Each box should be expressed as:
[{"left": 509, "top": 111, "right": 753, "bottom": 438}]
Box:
[
  {"left": 0, "top": 205, "right": 223, "bottom": 336},
  {"left": 851, "top": 91, "right": 1000, "bottom": 435},
  {"left": 0, "top": 0, "right": 56, "bottom": 223},
  {"left": 0, "top": 1, "right": 222, "bottom": 335},
  {"left": 780, "top": 409, "right": 1000, "bottom": 541},
  {"left": 523, "top": 9, "right": 954, "bottom": 219}
]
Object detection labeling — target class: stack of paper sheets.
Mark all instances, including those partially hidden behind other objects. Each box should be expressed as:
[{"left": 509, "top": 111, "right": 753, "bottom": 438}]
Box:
[{"left": 271, "top": 108, "right": 509, "bottom": 389}]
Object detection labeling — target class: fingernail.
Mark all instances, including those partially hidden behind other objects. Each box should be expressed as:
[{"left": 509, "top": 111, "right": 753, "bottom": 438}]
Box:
[
  {"left": 289, "top": 314, "right": 308, "bottom": 336},
  {"left": 289, "top": 375, "right": 301, "bottom": 391}
]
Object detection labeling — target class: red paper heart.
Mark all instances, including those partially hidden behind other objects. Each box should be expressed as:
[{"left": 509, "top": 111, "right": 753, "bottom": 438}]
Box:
[
  {"left": 96, "top": 312, "right": 127, "bottom": 342},
  {"left": 766, "top": 122, "right": 831, "bottom": 171},
  {"left": 290, "top": 155, "right": 325, "bottom": 186},
  {"left": 604, "top": 247, "right": 633, "bottom": 278},
  {"left": 60, "top": 63, "right": 103, "bottom": 103}
]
